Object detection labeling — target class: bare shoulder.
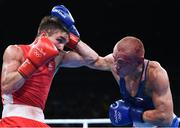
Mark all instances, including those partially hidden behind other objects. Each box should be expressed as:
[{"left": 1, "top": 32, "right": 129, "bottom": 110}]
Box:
[
  {"left": 148, "top": 60, "right": 169, "bottom": 89},
  {"left": 3, "top": 45, "right": 24, "bottom": 61},
  {"left": 100, "top": 53, "right": 114, "bottom": 70},
  {"left": 4, "top": 45, "right": 22, "bottom": 55},
  {"left": 148, "top": 60, "right": 167, "bottom": 76}
]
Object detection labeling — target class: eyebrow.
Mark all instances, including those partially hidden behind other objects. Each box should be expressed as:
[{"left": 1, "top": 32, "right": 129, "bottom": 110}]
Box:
[
  {"left": 59, "top": 36, "right": 66, "bottom": 40},
  {"left": 56, "top": 36, "right": 67, "bottom": 43}
]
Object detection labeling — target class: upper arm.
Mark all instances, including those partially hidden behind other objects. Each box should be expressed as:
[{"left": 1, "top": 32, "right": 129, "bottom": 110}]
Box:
[
  {"left": 1, "top": 45, "right": 23, "bottom": 84},
  {"left": 2, "top": 45, "right": 23, "bottom": 70},
  {"left": 59, "top": 52, "right": 114, "bottom": 71},
  {"left": 151, "top": 63, "right": 173, "bottom": 114},
  {"left": 87, "top": 53, "right": 114, "bottom": 71},
  {"left": 59, "top": 40, "right": 100, "bottom": 68}
]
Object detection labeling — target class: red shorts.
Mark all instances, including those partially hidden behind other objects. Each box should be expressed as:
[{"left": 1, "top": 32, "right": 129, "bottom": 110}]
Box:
[{"left": 0, "top": 116, "right": 50, "bottom": 127}]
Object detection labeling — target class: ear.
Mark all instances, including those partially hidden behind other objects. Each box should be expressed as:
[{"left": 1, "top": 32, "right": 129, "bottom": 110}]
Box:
[{"left": 40, "top": 31, "right": 48, "bottom": 37}]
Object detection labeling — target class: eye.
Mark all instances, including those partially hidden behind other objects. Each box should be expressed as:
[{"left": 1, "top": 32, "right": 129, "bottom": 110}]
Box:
[
  {"left": 56, "top": 37, "right": 67, "bottom": 44},
  {"left": 117, "top": 59, "right": 127, "bottom": 65}
]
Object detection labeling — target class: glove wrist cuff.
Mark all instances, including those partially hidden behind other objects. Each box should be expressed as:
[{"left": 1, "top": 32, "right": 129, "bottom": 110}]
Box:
[
  {"left": 130, "top": 107, "right": 144, "bottom": 123},
  {"left": 18, "top": 59, "right": 36, "bottom": 79},
  {"left": 66, "top": 33, "right": 80, "bottom": 49}
]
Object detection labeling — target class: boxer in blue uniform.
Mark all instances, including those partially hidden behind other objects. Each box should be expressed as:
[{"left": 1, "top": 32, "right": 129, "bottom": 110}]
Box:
[{"left": 89, "top": 36, "right": 179, "bottom": 127}]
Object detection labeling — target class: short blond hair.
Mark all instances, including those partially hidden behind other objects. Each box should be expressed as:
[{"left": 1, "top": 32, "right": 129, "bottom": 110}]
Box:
[{"left": 113, "top": 36, "right": 145, "bottom": 59}]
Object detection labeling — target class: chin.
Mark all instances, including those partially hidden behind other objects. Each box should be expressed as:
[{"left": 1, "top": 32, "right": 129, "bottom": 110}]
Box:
[
  {"left": 119, "top": 71, "right": 128, "bottom": 77},
  {"left": 119, "top": 74, "right": 125, "bottom": 77}
]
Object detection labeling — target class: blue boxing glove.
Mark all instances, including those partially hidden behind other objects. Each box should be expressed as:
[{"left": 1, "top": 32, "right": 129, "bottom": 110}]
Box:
[
  {"left": 109, "top": 100, "right": 132, "bottom": 126},
  {"left": 51, "top": 5, "right": 80, "bottom": 49},
  {"left": 130, "top": 106, "right": 144, "bottom": 123},
  {"left": 51, "top": 5, "right": 80, "bottom": 36}
]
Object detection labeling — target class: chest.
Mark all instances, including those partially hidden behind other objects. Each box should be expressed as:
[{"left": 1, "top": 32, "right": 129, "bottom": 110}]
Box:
[
  {"left": 125, "top": 80, "right": 140, "bottom": 97},
  {"left": 125, "top": 79, "right": 152, "bottom": 97}
]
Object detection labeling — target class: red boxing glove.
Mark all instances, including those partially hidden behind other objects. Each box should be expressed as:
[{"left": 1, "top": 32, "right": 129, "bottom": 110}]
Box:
[
  {"left": 66, "top": 33, "right": 80, "bottom": 49},
  {"left": 18, "top": 37, "right": 59, "bottom": 78}
]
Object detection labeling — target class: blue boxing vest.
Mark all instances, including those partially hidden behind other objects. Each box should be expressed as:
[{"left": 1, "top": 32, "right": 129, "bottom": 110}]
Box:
[
  {"left": 119, "top": 60, "right": 179, "bottom": 127},
  {"left": 119, "top": 60, "right": 155, "bottom": 110}
]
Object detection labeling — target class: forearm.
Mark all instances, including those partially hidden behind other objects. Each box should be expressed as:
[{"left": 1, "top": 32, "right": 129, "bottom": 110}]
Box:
[
  {"left": 143, "top": 109, "right": 172, "bottom": 126},
  {"left": 1, "top": 71, "right": 25, "bottom": 94},
  {"left": 75, "top": 40, "right": 99, "bottom": 65}
]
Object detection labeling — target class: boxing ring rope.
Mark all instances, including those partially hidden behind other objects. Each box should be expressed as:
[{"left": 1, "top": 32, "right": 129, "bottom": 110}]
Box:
[
  {"left": 45, "top": 118, "right": 111, "bottom": 128},
  {"left": 44, "top": 118, "right": 180, "bottom": 128}
]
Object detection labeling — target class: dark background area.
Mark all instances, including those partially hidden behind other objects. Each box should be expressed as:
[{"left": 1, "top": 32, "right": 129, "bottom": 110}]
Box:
[{"left": 0, "top": 0, "right": 179, "bottom": 122}]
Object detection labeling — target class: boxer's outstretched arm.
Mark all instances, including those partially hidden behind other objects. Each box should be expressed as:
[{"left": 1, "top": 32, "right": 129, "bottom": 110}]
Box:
[
  {"left": 60, "top": 40, "right": 98, "bottom": 67},
  {"left": 51, "top": 5, "right": 113, "bottom": 69},
  {"left": 74, "top": 40, "right": 99, "bottom": 65},
  {"left": 143, "top": 62, "right": 173, "bottom": 126},
  {"left": 1, "top": 45, "right": 25, "bottom": 94},
  {"left": 60, "top": 40, "right": 113, "bottom": 70}
]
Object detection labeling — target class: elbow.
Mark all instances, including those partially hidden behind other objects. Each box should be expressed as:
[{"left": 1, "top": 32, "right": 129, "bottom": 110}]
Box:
[
  {"left": 1, "top": 78, "right": 11, "bottom": 94},
  {"left": 164, "top": 114, "right": 174, "bottom": 126},
  {"left": 157, "top": 112, "right": 173, "bottom": 126},
  {"left": 1, "top": 84, "right": 12, "bottom": 94},
  {"left": 1, "top": 81, "right": 16, "bottom": 94}
]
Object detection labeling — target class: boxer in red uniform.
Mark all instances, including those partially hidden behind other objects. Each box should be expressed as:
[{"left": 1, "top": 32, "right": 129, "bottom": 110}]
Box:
[{"left": 0, "top": 5, "right": 98, "bottom": 127}]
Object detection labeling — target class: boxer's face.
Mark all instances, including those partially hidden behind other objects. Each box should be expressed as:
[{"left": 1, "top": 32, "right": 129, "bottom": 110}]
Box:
[
  {"left": 48, "top": 30, "right": 69, "bottom": 51},
  {"left": 114, "top": 55, "right": 133, "bottom": 77},
  {"left": 113, "top": 50, "right": 135, "bottom": 77}
]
